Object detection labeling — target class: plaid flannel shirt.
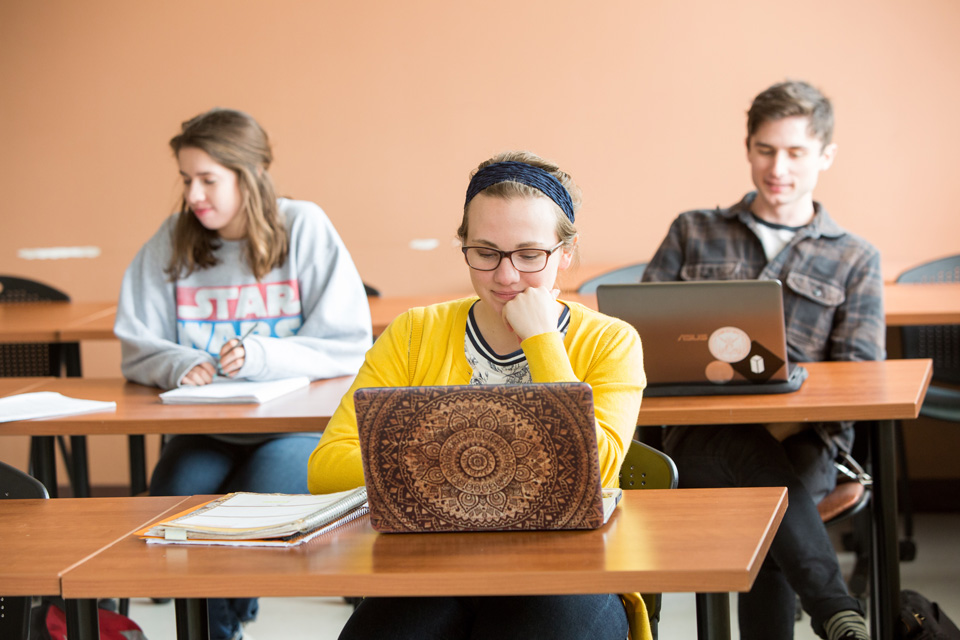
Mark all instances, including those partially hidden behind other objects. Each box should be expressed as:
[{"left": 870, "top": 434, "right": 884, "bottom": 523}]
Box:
[{"left": 643, "top": 192, "right": 886, "bottom": 443}]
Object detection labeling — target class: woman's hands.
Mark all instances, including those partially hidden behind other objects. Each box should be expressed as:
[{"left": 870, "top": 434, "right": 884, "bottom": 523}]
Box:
[
  {"left": 217, "top": 338, "right": 246, "bottom": 377},
  {"left": 181, "top": 362, "right": 216, "bottom": 386},
  {"left": 180, "top": 338, "right": 246, "bottom": 386},
  {"left": 501, "top": 287, "right": 562, "bottom": 344}
]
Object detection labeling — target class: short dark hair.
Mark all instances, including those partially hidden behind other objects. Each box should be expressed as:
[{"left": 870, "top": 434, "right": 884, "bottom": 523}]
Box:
[{"left": 747, "top": 80, "right": 834, "bottom": 148}]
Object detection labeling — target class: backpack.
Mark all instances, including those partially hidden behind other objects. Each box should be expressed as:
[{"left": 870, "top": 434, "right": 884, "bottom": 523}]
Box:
[
  {"left": 899, "top": 590, "right": 960, "bottom": 640},
  {"left": 30, "top": 597, "right": 147, "bottom": 640}
]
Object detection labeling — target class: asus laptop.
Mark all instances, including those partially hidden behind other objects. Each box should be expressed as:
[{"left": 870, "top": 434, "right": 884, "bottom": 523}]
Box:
[
  {"left": 596, "top": 280, "right": 807, "bottom": 397},
  {"left": 355, "top": 382, "right": 617, "bottom": 533}
]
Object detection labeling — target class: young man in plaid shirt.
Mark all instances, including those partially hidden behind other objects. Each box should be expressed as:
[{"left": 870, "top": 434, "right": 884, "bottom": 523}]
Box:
[{"left": 643, "top": 80, "right": 883, "bottom": 640}]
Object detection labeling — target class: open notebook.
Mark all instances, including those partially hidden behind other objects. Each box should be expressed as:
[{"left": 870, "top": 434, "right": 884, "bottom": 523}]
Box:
[
  {"left": 138, "top": 487, "right": 368, "bottom": 547},
  {"left": 158, "top": 376, "right": 310, "bottom": 404},
  {"left": 355, "top": 382, "right": 621, "bottom": 533}
]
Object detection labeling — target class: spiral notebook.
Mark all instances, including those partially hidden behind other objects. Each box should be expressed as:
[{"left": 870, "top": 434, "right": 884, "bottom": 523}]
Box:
[
  {"left": 355, "top": 382, "right": 619, "bottom": 534},
  {"left": 137, "top": 487, "right": 368, "bottom": 547}
]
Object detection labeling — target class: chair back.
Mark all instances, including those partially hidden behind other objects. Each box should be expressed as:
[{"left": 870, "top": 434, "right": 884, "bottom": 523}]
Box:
[
  {"left": 0, "top": 460, "right": 49, "bottom": 500},
  {"left": 0, "top": 461, "right": 47, "bottom": 640},
  {"left": 896, "top": 254, "right": 960, "bottom": 386},
  {"left": 577, "top": 263, "right": 648, "bottom": 294},
  {"left": 363, "top": 282, "right": 381, "bottom": 297},
  {"left": 0, "top": 276, "right": 69, "bottom": 304},
  {"left": 618, "top": 439, "right": 677, "bottom": 639},
  {"left": 619, "top": 439, "right": 679, "bottom": 490},
  {"left": 0, "top": 276, "right": 69, "bottom": 378}
]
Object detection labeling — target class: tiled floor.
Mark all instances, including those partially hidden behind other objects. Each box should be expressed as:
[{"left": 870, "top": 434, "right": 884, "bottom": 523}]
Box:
[{"left": 127, "top": 513, "right": 960, "bottom": 639}]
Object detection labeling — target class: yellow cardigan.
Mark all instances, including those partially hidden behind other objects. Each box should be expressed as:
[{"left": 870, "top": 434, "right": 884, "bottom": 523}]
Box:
[{"left": 307, "top": 297, "right": 650, "bottom": 639}]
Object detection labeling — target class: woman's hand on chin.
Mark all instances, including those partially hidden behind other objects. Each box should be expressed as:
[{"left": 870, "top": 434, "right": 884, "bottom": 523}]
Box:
[{"left": 501, "top": 286, "right": 561, "bottom": 343}]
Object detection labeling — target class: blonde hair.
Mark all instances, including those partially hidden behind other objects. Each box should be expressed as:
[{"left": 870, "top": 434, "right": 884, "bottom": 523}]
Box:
[
  {"left": 457, "top": 151, "right": 581, "bottom": 257},
  {"left": 166, "top": 108, "right": 288, "bottom": 281}
]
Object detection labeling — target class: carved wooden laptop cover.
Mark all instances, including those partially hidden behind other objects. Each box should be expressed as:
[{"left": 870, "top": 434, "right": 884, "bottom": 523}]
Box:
[{"left": 355, "top": 383, "right": 604, "bottom": 533}]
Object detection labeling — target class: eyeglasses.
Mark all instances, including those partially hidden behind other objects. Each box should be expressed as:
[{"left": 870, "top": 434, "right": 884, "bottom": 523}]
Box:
[{"left": 461, "top": 242, "right": 564, "bottom": 273}]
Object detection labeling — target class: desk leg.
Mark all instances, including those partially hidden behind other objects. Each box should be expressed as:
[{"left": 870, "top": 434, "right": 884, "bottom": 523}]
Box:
[
  {"left": 70, "top": 435, "right": 91, "bottom": 497},
  {"left": 30, "top": 435, "right": 58, "bottom": 498},
  {"left": 695, "top": 593, "right": 731, "bottom": 640},
  {"left": 63, "top": 342, "right": 82, "bottom": 377},
  {"left": 63, "top": 341, "right": 92, "bottom": 498},
  {"left": 870, "top": 419, "right": 900, "bottom": 640},
  {"left": 66, "top": 598, "right": 100, "bottom": 640},
  {"left": 129, "top": 435, "right": 148, "bottom": 495},
  {"left": 176, "top": 598, "right": 210, "bottom": 640}
]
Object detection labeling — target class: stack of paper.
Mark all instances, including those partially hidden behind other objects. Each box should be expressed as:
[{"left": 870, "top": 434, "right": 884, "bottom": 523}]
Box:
[
  {"left": 0, "top": 392, "right": 116, "bottom": 423},
  {"left": 159, "top": 376, "right": 311, "bottom": 405},
  {"left": 138, "top": 487, "right": 369, "bottom": 547}
]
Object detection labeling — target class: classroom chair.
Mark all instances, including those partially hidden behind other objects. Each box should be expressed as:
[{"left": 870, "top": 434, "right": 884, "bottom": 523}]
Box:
[
  {"left": 0, "top": 275, "right": 89, "bottom": 498},
  {"left": 363, "top": 282, "right": 381, "bottom": 297},
  {"left": 618, "top": 439, "right": 679, "bottom": 640},
  {"left": 0, "top": 460, "right": 50, "bottom": 640},
  {"left": 892, "top": 253, "right": 960, "bottom": 559},
  {"left": 576, "top": 262, "right": 648, "bottom": 294},
  {"left": 896, "top": 254, "right": 960, "bottom": 423}
]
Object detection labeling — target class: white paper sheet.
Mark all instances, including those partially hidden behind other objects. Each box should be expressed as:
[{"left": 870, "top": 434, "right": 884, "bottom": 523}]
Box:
[
  {"left": 158, "top": 376, "right": 311, "bottom": 404},
  {"left": 0, "top": 391, "right": 116, "bottom": 423}
]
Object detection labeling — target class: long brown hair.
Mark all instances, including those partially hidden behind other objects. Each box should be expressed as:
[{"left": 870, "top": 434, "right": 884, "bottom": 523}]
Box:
[{"left": 166, "top": 108, "right": 288, "bottom": 281}]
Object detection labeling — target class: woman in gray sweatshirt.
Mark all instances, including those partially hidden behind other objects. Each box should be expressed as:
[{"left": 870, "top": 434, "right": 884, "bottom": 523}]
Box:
[{"left": 113, "top": 108, "right": 372, "bottom": 640}]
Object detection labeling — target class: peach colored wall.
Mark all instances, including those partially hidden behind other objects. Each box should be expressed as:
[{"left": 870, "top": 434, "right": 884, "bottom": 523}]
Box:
[{"left": 2, "top": 0, "right": 959, "bottom": 488}]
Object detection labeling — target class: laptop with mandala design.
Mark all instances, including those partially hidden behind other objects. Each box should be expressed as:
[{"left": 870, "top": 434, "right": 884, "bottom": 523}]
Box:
[{"left": 355, "top": 382, "right": 616, "bottom": 533}]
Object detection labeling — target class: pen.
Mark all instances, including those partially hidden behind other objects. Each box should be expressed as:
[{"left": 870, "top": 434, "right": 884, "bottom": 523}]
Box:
[{"left": 217, "top": 325, "right": 257, "bottom": 375}]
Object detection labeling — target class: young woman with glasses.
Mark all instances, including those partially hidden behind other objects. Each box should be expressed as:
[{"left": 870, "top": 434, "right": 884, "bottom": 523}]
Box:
[{"left": 308, "top": 150, "right": 649, "bottom": 640}]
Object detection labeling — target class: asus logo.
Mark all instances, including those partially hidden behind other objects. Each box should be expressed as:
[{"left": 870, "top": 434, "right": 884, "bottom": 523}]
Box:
[{"left": 677, "top": 334, "right": 708, "bottom": 341}]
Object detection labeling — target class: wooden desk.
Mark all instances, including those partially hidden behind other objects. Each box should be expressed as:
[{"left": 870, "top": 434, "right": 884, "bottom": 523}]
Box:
[
  {"left": 58, "top": 302, "right": 118, "bottom": 342},
  {"left": 0, "top": 377, "right": 52, "bottom": 397},
  {"left": 637, "top": 358, "right": 933, "bottom": 640},
  {"left": 1, "top": 301, "right": 116, "bottom": 496},
  {"left": 1, "top": 375, "right": 353, "bottom": 497},
  {"left": 0, "top": 301, "right": 115, "bottom": 344},
  {"left": 60, "top": 487, "right": 788, "bottom": 640},
  {"left": 637, "top": 359, "right": 931, "bottom": 426},
  {"left": 0, "top": 495, "right": 186, "bottom": 598},
  {"left": 883, "top": 282, "right": 960, "bottom": 326},
  {"left": 2, "top": 375, "right": 354, "bottom": 436},
  {"left": 1, "top": 352, "right": 933, "bottom": 638},
  {"left": 367, "top": 293, "right": 462, "bottom": 335}
]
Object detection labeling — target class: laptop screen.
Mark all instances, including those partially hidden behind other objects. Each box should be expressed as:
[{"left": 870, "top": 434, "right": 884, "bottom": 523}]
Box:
[{"left": 596, "top": 280, "right": 790, "bottom": 388}]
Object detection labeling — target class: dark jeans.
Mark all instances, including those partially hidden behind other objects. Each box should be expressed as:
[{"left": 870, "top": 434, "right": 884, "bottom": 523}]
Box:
[
  {"left": 662, "top": 424, "right": 864, "bottom": 640},
  {"left": 338, "top": 594, "right": 629, "bottom": 640},
  {"left": 149, "top": 433, "right": 317, "bottom": 640}
]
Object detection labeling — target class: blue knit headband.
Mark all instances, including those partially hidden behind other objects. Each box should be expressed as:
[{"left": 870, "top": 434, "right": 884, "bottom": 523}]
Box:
[{"left": 464, "top": 161, "right": 575, "bottom": 223}]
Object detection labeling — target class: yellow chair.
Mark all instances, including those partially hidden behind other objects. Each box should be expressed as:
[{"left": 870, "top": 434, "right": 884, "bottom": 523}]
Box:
[{"left": 618, "top": 439, "right": 679, "bottom": 639}]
